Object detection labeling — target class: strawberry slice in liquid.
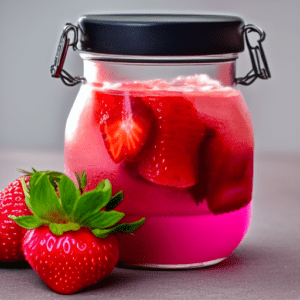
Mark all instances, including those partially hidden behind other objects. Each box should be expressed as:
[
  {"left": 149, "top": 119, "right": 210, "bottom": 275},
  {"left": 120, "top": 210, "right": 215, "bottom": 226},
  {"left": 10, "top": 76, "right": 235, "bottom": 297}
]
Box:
[
  {"left": 138, "top": 94, "right": 206, "bottom": 188},
  {"left": 203, "top": 130, "right": 253, "bottom": 214},
  {"left": 93, "top": 76, "right": 254, "bottom": 214},
  {"left": 97, "top": 91, "right": 153, "bottom": 163},
  {"left": 193, "top": 89, "right": 254, "bottom": 214}
]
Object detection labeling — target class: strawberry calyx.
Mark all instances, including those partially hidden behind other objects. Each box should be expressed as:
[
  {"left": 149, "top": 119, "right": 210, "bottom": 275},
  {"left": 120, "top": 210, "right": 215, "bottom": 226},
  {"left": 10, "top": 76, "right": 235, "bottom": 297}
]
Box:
[
  {"left": 9, "top": 171, "right": 145, "bottom": 238},
  {"left": 17, "top": 168, "right": 64, "bottom": 191}
]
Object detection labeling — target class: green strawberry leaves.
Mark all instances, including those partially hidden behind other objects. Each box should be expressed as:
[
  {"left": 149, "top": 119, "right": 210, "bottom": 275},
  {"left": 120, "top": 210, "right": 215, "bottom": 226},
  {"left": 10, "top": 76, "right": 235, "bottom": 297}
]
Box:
[
  {"left": 59, "top": 174, "right": 80, "bottom": 216},
  {"left": 20, "top": 176, "right": 33, "bottom": 212},
  {"left": 92, "top": 217, "right": 146, "bottom": 238},
  {"left": 49, "top": 222, "right": 81, "bottom": 236},
  {"left": 106, "top": 191, "right": 123, "bottom": 211},
  {"left": 9, "top": 170, "right": 145, "bottom": 238},
  {"left": 18, "top": 168, "right": 63, "bottom": 190},
  {"left": 71, "top": 179, "right": 112, "bottom": 222},
  {"left": 75, "top": 171, "right": 88, "bottom": 194},
  {"left": 81, "top": 211, "right": 125, "bottom": 229},
  {"left": 9, "top": 215, "right": 49, "bottom": 229},
  {"left": 28, "top": 172, "right": 65, "bottom": 223}
]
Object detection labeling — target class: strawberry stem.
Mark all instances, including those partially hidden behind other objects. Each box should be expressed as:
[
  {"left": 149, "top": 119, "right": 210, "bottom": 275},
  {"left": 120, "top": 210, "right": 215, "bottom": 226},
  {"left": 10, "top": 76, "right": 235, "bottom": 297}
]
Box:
[{"left": 75, "top": 171, "right": 87, "bottom": 195}]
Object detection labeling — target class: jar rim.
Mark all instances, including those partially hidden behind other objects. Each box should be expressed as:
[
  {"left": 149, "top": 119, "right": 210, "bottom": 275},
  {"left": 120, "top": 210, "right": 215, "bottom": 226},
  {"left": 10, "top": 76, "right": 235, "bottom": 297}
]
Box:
[{"left": 79, "top": 52, "right": 239, "bottom": 64}]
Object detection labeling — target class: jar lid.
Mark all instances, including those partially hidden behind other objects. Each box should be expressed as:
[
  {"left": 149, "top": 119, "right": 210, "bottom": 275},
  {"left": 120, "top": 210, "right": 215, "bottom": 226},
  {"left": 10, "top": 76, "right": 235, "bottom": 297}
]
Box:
[{"left": 77, "top": 14, "right": 245, "bottom": 56}]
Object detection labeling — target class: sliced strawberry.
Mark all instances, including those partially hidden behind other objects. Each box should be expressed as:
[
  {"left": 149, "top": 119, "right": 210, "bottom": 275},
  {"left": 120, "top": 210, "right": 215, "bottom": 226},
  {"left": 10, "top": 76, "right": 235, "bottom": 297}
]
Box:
[
  {"left": 193, "top": 90, "right": 254, "bottom": 214},
  {"left": 204, "top": 133, "right": 253, "bottom": 214},
  {"left": 99, "top": 92, "right": 154, "bottom": 163},
  {"left": 93, "top": 89, "right": 122, "bottom": 125},
  {"left": 138, "top": 95, "right": 207, "bottom": 188},
  {"left": 188, "top": 130, "right": 212, "bottom": 204}
]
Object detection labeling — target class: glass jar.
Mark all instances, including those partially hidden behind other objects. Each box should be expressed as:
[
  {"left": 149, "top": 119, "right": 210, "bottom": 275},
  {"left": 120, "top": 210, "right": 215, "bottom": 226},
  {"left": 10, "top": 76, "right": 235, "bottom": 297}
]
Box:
[{"left": 52, "top": 14, "right": 270, "bottom": 268}]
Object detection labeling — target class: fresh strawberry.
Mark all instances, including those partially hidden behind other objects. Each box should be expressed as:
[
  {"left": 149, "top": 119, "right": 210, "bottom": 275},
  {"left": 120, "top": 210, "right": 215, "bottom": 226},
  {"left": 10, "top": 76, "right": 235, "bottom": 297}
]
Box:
[
  {"left": 22, "top": 226, "right": 119, "bottom": 295},
  {"left": 9, "top": 171, "right": 145, "bottom": 294},
  {"left": 95, "top": 90, "right": 154, "bottom": 163},
  {"left": 138, "top": 95, "right": 207, "bottom": 188},
  {"left": 0, "top": 176, "right": 31, "bottom": 262},
  {"left": 0, "top": 169, "right": 65, "bottom": 262}
]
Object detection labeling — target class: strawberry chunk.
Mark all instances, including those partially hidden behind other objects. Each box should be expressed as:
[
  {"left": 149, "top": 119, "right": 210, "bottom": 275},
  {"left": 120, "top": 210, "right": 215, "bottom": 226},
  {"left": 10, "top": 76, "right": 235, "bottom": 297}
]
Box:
[
  {"left": 204, "top": 133, "right": 253, "bottom": 214},
  {"left": 98, "top": 91, "right": 153, "bottom": 163},
  {"left": 193, "top": 89, "right": 254, "bottom": 214},
  {"left": 138, "top": 95, "right": 206, "bottom": 188}
]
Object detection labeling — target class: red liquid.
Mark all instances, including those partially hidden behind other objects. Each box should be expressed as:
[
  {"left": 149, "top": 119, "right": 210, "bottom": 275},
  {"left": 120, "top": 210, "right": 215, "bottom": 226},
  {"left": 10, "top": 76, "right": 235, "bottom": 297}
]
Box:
[{"left": 64, "top": 74, "right": 253, "bottom": 267}]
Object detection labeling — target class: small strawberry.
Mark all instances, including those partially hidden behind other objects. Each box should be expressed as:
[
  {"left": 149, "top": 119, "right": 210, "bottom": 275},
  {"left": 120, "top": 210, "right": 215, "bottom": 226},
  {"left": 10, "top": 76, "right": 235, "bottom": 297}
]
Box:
[
  {"left": 0, "top": 176, "right": 31, "bottom": 262},
  {"left": 9, "top": 171, "right": 145, "bottom": 294},
  {"left": 96, "top": 91, "right": 154, "bottom": 163},
  {"left": 0, "top": 169, "right": 64, "bottom": 262}
]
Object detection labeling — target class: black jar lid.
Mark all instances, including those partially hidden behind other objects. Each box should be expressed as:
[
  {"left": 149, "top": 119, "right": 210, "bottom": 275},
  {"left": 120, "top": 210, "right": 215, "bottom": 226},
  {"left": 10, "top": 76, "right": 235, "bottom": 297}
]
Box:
[{"left": 77, "top": 14, "right": 245, "bottom": 56}]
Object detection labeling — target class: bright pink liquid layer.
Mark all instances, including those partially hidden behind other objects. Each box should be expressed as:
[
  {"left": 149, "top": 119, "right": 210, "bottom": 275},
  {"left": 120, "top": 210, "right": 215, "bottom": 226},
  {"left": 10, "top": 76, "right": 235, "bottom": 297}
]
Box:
[
  {"left": 117, "top": 205, "right": 251, "bottom": 265},
  {"left": 64, "top": 75, "right": 253, "bottom": 266}
]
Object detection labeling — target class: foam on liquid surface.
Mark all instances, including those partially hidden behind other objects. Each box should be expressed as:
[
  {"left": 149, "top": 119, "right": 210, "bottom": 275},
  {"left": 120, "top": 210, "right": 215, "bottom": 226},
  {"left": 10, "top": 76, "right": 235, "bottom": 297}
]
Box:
[{"left": 97, "top": 74, "right": 233, "bottom": 94}]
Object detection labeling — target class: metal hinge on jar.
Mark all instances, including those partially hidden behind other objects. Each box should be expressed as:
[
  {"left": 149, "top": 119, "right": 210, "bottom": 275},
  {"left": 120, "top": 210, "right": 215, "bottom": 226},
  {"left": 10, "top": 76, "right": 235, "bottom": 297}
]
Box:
[
  {"left": 50, "top": 23, "right": 86, "bottom": 86},
  {"left": 236, "top": 24, "right": 271, "bottom": 85},
  {"left": 51, "top": 22, "right": 270, "bottom": 87}
]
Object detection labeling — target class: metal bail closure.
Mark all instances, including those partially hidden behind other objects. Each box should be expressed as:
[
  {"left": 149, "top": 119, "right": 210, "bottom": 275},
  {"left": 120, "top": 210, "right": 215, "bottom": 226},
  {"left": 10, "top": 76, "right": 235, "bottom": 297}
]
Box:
[
  {"left": 50, "top": 23, "right": 86, "bottom": 87},
  {"left": 236, "top": 24, "right": 271, "bottom": 86}
]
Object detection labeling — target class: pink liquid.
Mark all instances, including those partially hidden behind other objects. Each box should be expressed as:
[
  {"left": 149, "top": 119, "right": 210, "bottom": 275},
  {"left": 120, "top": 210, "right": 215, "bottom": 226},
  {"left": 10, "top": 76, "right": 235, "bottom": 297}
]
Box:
[{"left": 64, "top": 75, "right": 253, "bottom": 267}]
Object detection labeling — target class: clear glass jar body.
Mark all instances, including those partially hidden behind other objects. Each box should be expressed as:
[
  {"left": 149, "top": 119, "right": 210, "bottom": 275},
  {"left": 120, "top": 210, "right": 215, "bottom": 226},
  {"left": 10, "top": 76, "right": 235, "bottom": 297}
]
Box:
[{"left": 64, "top": 53, "right": 253, "bottom": 268}]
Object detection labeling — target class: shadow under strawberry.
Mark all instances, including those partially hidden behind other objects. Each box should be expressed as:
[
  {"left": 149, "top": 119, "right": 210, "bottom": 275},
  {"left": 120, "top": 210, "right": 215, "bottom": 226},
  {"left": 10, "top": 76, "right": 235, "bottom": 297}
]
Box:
[
  {"left": 0, "top": 261, "right": 30, "bottom": 269},
  {"left": 80, "top": 269, "right": 143, "bottom": 293}
]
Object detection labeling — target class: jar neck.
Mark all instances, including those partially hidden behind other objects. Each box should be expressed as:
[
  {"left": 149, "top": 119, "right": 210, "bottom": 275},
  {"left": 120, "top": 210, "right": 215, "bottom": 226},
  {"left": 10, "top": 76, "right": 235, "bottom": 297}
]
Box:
[
  {"left": 81, "top": 52, "right": 238, "bottom": 87},
  {"left": 80, "top": 52, "right": 238, "bottom": 63}
]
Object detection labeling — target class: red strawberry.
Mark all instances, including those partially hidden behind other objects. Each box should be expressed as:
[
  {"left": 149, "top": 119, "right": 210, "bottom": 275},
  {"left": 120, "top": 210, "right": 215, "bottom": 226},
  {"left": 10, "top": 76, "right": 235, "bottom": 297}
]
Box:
[
  {"left": 204, "top": 132, "right": 253, "bottom": 214},
  {"left": 138, "top": 95, "right": 207, "bottom": 188},
  {"left": 193, "top": 90, "right": 254, "bottom": 214},
  {"left": 0, "top": 176, "right": 31, "bottom": 262},
  {"left": 96, "top": 91, "right": 154, "bottom": 163},
  {"left": 0, "top": 169, "right": 64, "bottom": 262},
  {"left": 22, "top": 227, "right": 119, "bottom": 295},
  {"left": 9, "top": 171, "right": 145, "bottom": 294}
]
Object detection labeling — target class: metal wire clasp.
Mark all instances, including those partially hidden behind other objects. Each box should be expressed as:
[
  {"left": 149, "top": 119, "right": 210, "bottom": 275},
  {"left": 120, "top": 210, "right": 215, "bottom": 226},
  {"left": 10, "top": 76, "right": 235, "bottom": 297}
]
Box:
[
  {"left": 236, "top": 24, "right": 271, "bottom": 86},
  {"left": 51, "top": 23, "right": 86, "bottom": 86}
]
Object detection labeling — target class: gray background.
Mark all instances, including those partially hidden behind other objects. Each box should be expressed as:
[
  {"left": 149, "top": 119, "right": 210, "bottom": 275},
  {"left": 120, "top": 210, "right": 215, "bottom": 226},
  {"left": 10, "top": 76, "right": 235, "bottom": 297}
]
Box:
[{"left": 0, "top": 0, "right": 299, "bottom": 153}]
